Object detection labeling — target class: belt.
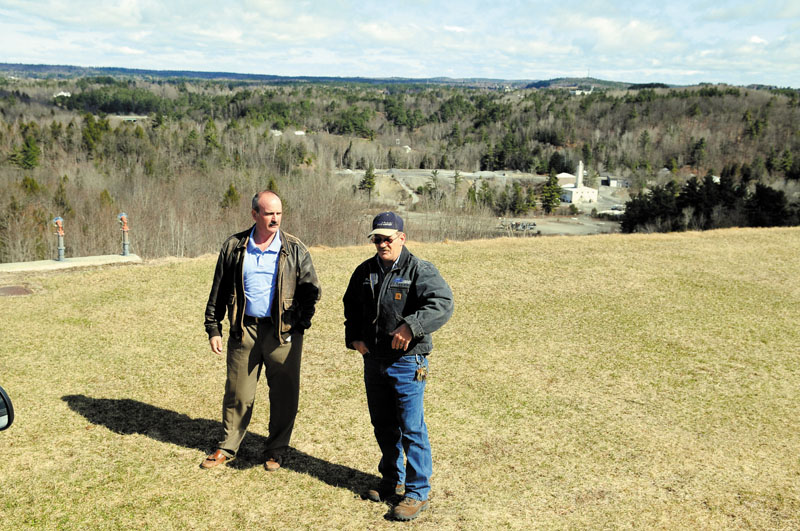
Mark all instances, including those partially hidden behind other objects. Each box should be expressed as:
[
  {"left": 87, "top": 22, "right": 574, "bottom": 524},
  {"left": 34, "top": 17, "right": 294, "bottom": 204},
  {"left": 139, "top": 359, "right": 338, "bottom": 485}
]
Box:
[{"left": 243, "top": 315, "right": 270, "bottom": 325}]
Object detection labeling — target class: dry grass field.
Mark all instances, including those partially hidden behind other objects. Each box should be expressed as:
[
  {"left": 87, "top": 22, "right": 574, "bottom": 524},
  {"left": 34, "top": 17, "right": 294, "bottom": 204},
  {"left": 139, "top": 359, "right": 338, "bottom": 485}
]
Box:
[{"left": 1, "top": 227, "right": 798, "bottom": 529}]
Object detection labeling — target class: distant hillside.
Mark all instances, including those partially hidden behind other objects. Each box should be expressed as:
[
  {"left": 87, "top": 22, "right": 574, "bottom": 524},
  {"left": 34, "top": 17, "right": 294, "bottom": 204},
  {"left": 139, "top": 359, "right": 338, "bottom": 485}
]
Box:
[
  {"left": 525, "top": 77, "right": 632, "bottom": 90},
  {"left": 1, "top": 67, "right": 798, "bottom": 263},
  {"left": 0, "top": 62, "right": 534, "bottom": 88}
]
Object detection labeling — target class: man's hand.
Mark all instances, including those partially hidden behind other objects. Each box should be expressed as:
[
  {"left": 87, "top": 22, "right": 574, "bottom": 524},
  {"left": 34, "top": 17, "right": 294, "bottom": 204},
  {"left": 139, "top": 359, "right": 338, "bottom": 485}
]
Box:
[
  {"left": 352, "top": 340, "right": 370, "bottom": 356},
  {"left": 390, "top": 323, "right": 413, "bottom": 351},
  {"left": 209, "top": 336, "right": 223, "bottom": 355}
]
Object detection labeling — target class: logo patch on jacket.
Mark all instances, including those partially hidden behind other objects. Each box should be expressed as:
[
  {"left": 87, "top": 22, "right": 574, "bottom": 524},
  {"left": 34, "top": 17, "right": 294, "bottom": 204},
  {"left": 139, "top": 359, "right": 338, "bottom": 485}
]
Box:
[{"left": 392, "top": 278, "right": 411, "bottom": 288}]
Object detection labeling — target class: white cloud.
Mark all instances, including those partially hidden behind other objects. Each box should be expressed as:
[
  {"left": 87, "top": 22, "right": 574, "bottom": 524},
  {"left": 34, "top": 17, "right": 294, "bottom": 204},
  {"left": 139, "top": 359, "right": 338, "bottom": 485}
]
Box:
[
  {"left": 4, "top": 0, "right": 146, "bottom": 27},
  {"left": 260, "top": 14, "right": 344, "bottom": 41},
  {"left": 191, "top": 26, "right": 244, "bottom": 44},
  {"left": 357, "top": 22, "right": 421, "bottom": 44},
  {"left": 778, "top": 2, "right": 800, "bottom": 18},
  {"left": 568, "top": 16, "right": 673, "bottom": 52},
  {"left": 129, "top": 31, "right": 152, "bottom": 41},
  {"left": 242, "top": 0, "right": 296, "bottom": 19},
  {"left": 0, "top": 1, "right": 798, "bottom": 86},
  {"left": 118, "top": 46, "right": 145, "bottom": 55},
  {"left": 707, "top": 1, "right": 800, "bottom": 22}
]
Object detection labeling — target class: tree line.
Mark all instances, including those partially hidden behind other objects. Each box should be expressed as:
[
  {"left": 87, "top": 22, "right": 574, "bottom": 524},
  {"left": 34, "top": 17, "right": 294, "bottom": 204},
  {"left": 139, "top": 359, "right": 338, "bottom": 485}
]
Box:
[
  {"left": 621, "top": 170, "right": 799, "bottom": 233},
  {"left": 32, "top": 78, "right": 800, "bottom": 182},
  {"left": 1, "top": 75, "right": 799, "bottom": 262}
]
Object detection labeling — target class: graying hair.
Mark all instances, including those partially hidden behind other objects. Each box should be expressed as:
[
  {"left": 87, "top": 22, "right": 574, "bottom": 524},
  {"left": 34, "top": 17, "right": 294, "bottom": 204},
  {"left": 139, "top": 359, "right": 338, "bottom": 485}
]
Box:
[{"left": 252, "top": 190, "right": 280, "bottom": 212}]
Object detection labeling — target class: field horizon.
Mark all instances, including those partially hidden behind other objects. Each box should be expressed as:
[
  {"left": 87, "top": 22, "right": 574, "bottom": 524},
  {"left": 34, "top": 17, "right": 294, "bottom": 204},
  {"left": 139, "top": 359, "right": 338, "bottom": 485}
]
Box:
[{"left": 1, "top": 227, "right": 798, "bottom": 529}]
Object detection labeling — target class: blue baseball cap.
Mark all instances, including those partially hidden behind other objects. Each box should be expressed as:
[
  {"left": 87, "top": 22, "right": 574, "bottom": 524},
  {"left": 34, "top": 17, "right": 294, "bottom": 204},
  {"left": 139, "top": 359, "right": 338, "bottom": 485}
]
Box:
[{"left": 368, "top": 212, "right": 404, "bottom": 237}]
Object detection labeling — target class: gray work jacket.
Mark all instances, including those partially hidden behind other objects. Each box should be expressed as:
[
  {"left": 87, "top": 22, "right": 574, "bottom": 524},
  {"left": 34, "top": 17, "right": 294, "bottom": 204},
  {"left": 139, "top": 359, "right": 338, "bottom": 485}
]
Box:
[{"left": 343, "top": 246, "right": 453, "bottom": 357}]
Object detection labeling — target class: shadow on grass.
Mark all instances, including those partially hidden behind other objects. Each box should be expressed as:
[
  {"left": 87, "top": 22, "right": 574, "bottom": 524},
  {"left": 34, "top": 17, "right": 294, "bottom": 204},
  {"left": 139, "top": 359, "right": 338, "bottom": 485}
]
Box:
[{"left": 62, "top": 394, "right": 379, "bottom": 496}]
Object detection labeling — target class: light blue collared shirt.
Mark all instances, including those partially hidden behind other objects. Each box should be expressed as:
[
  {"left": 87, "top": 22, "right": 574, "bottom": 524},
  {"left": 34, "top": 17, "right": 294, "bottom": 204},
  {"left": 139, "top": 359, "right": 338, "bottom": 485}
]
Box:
[{"left": 244, "top": 228, "right": 281, "bottom": 318}]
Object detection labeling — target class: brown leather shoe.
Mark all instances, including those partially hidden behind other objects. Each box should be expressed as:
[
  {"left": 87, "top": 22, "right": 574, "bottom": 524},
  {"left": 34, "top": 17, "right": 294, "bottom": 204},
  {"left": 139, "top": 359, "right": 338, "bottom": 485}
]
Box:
[
  {"left": 264, "top": 457, "right": 281, "bottom": 472},
  {"left": 200, "top": 449, "right": 230, "bottom": 469},
  {"left": 392, "top": 497, "right": 429, "bottom": 521},
  {"left": 364, "top": 483, "right": 404, "bottom": 502}
]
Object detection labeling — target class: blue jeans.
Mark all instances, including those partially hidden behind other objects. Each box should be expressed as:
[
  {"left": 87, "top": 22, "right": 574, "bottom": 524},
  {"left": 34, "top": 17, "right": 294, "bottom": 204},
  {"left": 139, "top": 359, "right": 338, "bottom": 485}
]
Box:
[{"left": 363, "top": 354, "right": 431, "bottom": 501}]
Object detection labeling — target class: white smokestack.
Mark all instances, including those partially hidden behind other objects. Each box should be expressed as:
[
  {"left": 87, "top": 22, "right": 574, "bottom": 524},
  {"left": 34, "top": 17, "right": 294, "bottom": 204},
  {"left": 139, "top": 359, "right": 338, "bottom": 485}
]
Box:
[{"left": 576, "top": 161, "right": 584, "bottom": 188}]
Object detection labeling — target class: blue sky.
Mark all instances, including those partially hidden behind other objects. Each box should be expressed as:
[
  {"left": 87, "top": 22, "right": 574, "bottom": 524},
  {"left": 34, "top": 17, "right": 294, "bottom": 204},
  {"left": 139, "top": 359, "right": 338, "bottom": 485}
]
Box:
[{"left": 1, "top": 0, "right": 798, "bottom": 86}]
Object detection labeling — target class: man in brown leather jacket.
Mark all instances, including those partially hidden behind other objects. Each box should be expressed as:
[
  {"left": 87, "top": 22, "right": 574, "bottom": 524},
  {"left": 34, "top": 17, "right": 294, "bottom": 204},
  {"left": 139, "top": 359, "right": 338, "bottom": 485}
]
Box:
[{"left": 201, "top": 190, "right": 321, "bottom": 471}]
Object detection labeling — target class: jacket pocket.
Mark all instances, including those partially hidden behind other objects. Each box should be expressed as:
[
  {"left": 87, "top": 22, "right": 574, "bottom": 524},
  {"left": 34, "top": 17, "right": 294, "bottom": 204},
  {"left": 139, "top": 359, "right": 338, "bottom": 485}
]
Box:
[
  {"left": 280, "top": 298, "right": 295, "bottom": 333},
  {"left": 226, "top": 292, "right": 236, "bottom": 324}
]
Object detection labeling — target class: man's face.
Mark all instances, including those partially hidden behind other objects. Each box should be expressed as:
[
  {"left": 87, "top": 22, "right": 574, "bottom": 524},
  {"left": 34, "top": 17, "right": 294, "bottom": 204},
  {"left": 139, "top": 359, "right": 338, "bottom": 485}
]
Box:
[
  {"left": 373, "top": 231, "right": 405, "bottom": 265},
  {"left": 252, "top": 193, "right": 282, "bottom": 237}
]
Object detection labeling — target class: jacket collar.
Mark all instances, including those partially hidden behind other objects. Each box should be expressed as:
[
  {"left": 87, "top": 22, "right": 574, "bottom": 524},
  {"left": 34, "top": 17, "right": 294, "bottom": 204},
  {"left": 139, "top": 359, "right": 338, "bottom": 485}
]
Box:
[
  {"left": 396, "top": 245, "right": 411, "bottom": 267},
  {"left": 234, "top": 225, "right": 254, "bottom": 250},
  {"left": 236, "top": 225, "right": 286, "bottom": 254}
]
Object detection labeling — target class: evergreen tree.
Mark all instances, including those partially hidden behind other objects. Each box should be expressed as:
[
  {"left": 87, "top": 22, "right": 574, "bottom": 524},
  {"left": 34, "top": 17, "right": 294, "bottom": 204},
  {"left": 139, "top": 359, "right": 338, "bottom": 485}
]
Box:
[
  {"left": 495, "top": 185, "right": 511, "bottom": 215},
  {"left": 787, "top": 158, "right": 800, "bottom": 181},
  {"left": 780, "top": 149, "right": 793, "bottom": 173},
  {"left": 548, "top": 151, "right": 566, "bottom": 174},
  {"left": 20, "top": 175, "right": 42, "bottom": 196},
  {"left": 478, "top": 179, "right": 495, "bottom": 209},
  {"left": 220, "top": 183, "right": 240, "bottom": 209},
  {"left": 53, "top": 175, "right": 73, "bottom": 216},
  {"left": 449, "top": 122, "right": 462, "bottom": 146},
  {"left": 452, "top": 170, "right": 462, "bottom": 188},
  {"left": 747, "top": 184, "right": 790, "bottom": 227},
  {"left": 81, "top": 113, "right": 109, "bottom": 155},
  {"left": 342, "top": 140, "right": 353, "bottom": 169},
  {"left": 359, "top": 164, "right": 376, "bottom": 201},
  {"left": 581, "top": 143, "right": 592, "bottom": 169},
  {"left": 540, "top": 172, "right": 562, "bottom": 214},
  {"left": 21, "top": 135, "right": 41, "bottom": 169},
  {"left": 480, "top": 145, "right": 496, "bottom": 171},
  {"left": 9, "top": 135, "right": 41, "bottom": 169},
  {"left": 153, "top": 111, "right": 166, "bottom": 129},
  {"left": 689, "top": 137, "right": 707, "bottom": 167},
  {"left": 510, "top": 182, "right": 529, "bottom": 215},
  {"left": 204, "top": 118, "right": 220, "bottom": 152},
  {"left": 467, "top": 182, "right": 478, "bottom": 207}
]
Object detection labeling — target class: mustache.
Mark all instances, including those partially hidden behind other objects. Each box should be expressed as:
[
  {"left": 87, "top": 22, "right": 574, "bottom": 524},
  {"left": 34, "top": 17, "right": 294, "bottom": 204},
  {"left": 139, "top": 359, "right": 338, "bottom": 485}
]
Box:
[{"left": 269, "top": 221, "right": 279, "bottom": 226}]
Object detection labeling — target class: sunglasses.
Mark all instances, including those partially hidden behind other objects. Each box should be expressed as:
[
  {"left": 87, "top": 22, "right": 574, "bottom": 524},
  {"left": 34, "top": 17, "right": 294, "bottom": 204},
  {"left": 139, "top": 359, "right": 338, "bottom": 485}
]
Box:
[{"left": 370, "top": 233, "right": 399, "bottom": 244}]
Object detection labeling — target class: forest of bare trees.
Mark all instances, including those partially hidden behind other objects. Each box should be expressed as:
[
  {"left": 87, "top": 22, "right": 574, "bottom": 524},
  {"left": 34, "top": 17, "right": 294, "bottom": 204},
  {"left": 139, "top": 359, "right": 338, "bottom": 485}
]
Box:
[{"left": 1, "top": 74, "right": 798, "bottom": 262}]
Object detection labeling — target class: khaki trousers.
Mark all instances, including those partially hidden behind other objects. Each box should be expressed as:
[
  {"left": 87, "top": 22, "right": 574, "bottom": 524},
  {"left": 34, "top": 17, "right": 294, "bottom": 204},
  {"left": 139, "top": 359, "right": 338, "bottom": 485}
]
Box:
[{"left": 218, "top": 322, "right": 303, "bottom": 459}]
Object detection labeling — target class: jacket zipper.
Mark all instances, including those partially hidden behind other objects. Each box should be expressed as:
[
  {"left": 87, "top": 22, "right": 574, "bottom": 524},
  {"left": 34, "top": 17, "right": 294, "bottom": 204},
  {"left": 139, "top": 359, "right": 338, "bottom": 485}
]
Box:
[
  {"left": 276, "top": 248, "right": 285, "bottom": 344},
  {"left": 237, "top": 239, "right": 246, "bottom": 333},
  {"left": 373, "top": 260, "right": 395, "bottom": 335}
]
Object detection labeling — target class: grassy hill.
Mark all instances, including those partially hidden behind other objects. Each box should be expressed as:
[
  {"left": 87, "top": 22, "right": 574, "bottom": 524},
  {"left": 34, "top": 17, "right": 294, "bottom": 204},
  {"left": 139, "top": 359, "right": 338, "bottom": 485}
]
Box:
[{"left": 1, "top": 228, "right": 798, "bottom": 529}]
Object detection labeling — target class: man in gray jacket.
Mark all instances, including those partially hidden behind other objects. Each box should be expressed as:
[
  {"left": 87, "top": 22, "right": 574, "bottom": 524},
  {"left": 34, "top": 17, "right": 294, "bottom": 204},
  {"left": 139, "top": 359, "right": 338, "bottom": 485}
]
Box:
[
  {"left": 343, "top": 212, "right": 453, "bottom": 521},
  {"left": 202, "top": 190, "right": 321, "bottom": 471}
]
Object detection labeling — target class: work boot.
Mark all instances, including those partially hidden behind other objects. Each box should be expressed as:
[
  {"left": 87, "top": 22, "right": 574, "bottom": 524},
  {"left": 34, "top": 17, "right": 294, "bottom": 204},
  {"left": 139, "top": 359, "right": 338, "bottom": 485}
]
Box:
[
  {"left": 363, "top": 483, "right": 404, "bottom": 502},
  {"left": 391, "top": 497, "right": 429, "bottom": 521},
  {"left": 264, "top": 455, "right": 282, "bottom": 472}
]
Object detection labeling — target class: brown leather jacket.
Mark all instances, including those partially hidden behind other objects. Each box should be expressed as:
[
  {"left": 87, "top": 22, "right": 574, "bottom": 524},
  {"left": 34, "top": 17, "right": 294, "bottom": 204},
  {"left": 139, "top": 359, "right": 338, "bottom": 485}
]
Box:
[{"left": 204, "top": 226, "right": 321, "bottom": 344}]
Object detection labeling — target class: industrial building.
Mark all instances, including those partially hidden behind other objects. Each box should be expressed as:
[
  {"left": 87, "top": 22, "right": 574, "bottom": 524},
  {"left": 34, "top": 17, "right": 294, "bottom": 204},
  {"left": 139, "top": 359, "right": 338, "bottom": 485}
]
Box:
[{"left": 560, "top": 161, "right": 598, "bottom": 204}]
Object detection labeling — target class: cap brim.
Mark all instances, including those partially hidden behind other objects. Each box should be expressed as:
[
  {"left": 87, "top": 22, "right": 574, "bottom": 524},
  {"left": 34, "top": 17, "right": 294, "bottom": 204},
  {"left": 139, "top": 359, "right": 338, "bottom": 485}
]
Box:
[{"left": 368, "top": 228, "right": 399, "bottom": 238}]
